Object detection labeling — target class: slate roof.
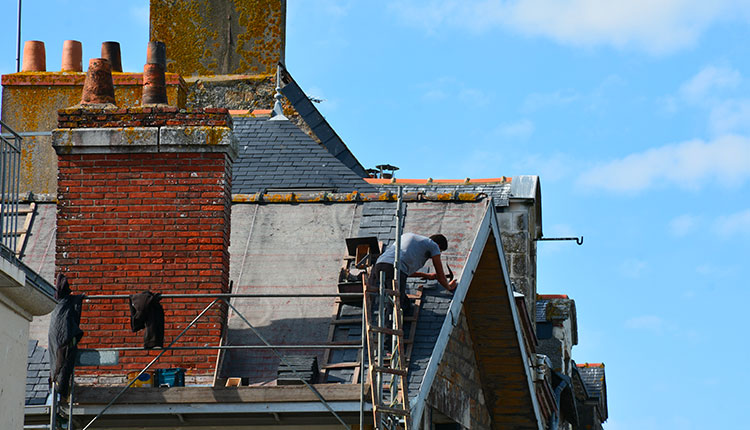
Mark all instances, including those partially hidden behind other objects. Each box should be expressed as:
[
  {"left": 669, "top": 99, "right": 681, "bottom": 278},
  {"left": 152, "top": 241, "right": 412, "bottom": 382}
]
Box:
[
  {"left": 536, "top": 299, "right": 549, "bottom": 323},
  {"left": 223, "top": 200, "right": 486, "bottom": 403},
  {"left": 232, "top": 117, "right": 376, "bottom": 194},
  {"left": 577, "top": 364, "right": 606, "bottom": 399},
  {"left": 280, "top": 74, "right": 369, "bottom": 178},
  {"left": 26, "top": 340, "right": 50, "bottom": 406}
]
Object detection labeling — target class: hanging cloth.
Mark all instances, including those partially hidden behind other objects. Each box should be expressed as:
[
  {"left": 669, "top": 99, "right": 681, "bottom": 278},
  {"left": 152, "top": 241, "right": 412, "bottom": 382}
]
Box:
[
  {"left": 129, "top": 291, "right": 165, "bottom": 349},
  {"left": 48, "top": 273, "right": 84, "bottom": 399}
]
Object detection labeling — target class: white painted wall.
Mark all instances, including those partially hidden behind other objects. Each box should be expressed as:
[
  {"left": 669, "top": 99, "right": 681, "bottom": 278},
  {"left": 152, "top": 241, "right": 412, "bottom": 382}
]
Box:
[{"left": 0, "top": 298, "right": 31, "bottom": 430}]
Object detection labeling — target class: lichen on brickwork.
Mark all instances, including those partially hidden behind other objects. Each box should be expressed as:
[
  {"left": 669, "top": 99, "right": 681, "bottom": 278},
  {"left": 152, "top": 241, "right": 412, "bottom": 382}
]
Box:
[
  {"left": 150, "top": 0, "right": 283, "bottom": 77},
  {"left": 150, "top": 0, "right": 219, "bottom": 76}
]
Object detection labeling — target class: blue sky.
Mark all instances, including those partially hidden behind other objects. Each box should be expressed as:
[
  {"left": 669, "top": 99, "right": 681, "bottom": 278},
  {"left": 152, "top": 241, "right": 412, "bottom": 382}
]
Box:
[{"left": 3, "top": 1, "right": 750, "bottom": 428}]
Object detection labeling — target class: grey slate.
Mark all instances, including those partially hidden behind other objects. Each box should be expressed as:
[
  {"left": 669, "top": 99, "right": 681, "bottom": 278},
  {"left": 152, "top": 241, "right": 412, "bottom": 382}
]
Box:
[
  {"left": 578, "top": 366, "right": 605, "bottom": 399},
  {"left": 232, "top": 117, "right": 377, "bottom": 194},
  {"left": 26, "top": 340, "right": 50, "bottom": 406},
  {"left": 281, "top": 79, "right": 369, "bottom": 177},
  {"left": 536, "top": 299, "right": 549, "bottom": 323}
]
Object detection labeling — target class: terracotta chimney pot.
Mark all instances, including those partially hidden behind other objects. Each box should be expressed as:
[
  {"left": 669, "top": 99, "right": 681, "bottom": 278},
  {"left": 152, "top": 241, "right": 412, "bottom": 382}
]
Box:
[
  {"left": 142, "top": 63, "right": 168, "bottom": 105},
  {"left": 61, "top": 40, "right": 83, "bottom": 72},
  {"left": 22, "top": 40, "right": 46, "bottom": 72},
  {"left": 146, "top": 41, "right": 166, "bottom": 68},
  {"left": 101, "top": 41, "right": 123, "bottom": 72},
  {"left": 81, "top": 58, "right": 116, "bottom": 105}
]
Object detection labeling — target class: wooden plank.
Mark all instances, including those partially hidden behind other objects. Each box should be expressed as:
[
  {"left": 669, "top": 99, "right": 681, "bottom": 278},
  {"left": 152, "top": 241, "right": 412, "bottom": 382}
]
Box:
[
  {"left": 374, "top": 405, "right": 410, "bottom": 416},
  {"left": 373, "top": 366, "right": 407, "bottom": 377},
  {"left": 323, "top": 361, "right": 360, "bottom": 369},
  {"left": 75, "top": 384, "right": 364, "bottom": 404},
  {"left": 364, "top": 287, "right": 399, "bottom": 297},
  {"left": 15, "top": 202, "right": 35, "bottom": 255},
  {"left": 330, "top": 317, "right": 362, "bottom": 325}
]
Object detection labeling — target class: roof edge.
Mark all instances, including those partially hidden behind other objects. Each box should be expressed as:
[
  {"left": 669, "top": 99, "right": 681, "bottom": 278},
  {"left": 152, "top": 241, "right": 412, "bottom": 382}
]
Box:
[
  {"left": 488, "top": 201, "right": 545, "bottom": 430},
  {"left": 410, "top": 199, "right": 494, "bottom": 428},
  {"left": 231, "top": 191, "right": 488, "bottom": 203}
]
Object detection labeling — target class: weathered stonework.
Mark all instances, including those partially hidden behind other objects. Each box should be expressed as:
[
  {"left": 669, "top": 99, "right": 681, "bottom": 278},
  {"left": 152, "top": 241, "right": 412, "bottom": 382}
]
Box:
[
  {"left": 427, "top": 310, "right": 492, "bottom": 429},
  {"left": 150, "top": 0, "right": 286, "bottom": 76},
  {"left": 497, "top": 199, "right": 539, "bottom": 325},
  {"left": 0, "top": 72, "right": 187, "bottom": 197}
]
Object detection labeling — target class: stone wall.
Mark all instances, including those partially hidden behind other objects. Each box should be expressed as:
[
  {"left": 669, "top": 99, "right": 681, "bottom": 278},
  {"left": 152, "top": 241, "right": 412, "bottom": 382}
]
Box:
[
  {"left": 427, "top": 310, "right": 492, "bottom": 430},
  {"left": 496, "top": 200, "right": 538, "bottom": 328},
  {"left": 150, "top": 0, "right": 286, "bottom": 76}
]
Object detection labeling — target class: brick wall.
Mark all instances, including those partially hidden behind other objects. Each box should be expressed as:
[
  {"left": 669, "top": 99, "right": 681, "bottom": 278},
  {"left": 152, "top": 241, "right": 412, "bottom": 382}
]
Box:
[
  {"left": 427, "top": 310, "right": 492, "bottom": 430},
  {"left": 57, "top": 106, "right": 231, "bottom": 128},
  {"left": 53, "top": 107, "right": 235, "bottom": 383}
]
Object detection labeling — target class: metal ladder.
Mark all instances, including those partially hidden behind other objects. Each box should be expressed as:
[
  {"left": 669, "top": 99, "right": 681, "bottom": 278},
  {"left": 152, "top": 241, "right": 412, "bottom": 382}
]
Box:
[{"left": 363, "top": 271, "right": 410, "bottom": 430}]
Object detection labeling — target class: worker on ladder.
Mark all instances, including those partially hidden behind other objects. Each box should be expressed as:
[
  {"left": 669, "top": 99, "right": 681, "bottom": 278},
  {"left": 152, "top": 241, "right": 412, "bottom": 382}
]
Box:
[{"left": 368, "top": 233, "right": 457, "bottom": 314}]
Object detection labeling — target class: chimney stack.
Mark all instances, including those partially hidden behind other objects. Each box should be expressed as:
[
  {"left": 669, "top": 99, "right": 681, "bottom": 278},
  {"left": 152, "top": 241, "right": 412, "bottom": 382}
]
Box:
[
  {"left": 142, "top": 42, "right": 168, "bottom": 105},
  {"left": 101, "top": 41, "right": 123, "bottom": 72},
  {"left": 61, "top": 40, "right": 83, "bottom": 72},
  {"left": 80, "top": 58, "right": 116, "bottom": 105},
  {"left": 52, "top": 45, "right": 235, "bottom": 383},
  {"left": 21, "top": 41, "right": 46, "bottom": 72}
]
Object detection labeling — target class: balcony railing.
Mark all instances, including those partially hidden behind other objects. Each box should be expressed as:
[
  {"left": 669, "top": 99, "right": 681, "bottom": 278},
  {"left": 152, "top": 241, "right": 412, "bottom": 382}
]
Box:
[{"left": 0, "top": 119, "right": 21, "bottom": 254}]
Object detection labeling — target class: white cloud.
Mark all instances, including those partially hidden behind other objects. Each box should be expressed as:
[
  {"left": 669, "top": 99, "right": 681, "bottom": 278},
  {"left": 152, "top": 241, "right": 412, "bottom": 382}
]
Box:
[
  {"left": 388, "top": 0, "right": 750, "bottom": 54},
  {"left": 494, "top": 119, "right": 534, "bottom": 140},
  {"left": 679, "top": 66, "right": 741, "bottom": 102},
  {"left": 709, "top": 99, "right": 750, "bottom": 135},
  {"left": 522, "top": 89, "right": 580, "bottom": 112},
  {"left": 625, "top": 315, "right": 665, "bottom": 333},
  {"left": 576, "top": 135, "right": 750, "bottom": 193},
  {"left": 668, "top": 65, "right": 750, "bottom": 135},
  {"left": 714, "top": 209, "right": 750, "bottom": 236},
  {"left": 418, "top": 77, "right": 488, "bottom": 105},
  {"left": 620, "top": 258, "right": 648, "bottom": 279},
  {"left": 669, "top": 214, "right": 700, "bottom": 237}
]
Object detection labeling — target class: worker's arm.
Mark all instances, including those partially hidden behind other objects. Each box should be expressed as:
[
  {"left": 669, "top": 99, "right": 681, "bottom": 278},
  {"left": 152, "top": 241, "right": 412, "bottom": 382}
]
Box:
[{"left": 414, "top": 255, "right": 457, "bottom": 291}]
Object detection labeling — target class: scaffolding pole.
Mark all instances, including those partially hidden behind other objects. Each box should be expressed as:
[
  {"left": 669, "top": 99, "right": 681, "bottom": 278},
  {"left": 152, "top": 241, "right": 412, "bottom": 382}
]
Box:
[
  {"left": 225, "top": 300, "right": 352, "bottom": 430},
  {"left": 81, "top": 299, "right": 220, "bottom": 430}
]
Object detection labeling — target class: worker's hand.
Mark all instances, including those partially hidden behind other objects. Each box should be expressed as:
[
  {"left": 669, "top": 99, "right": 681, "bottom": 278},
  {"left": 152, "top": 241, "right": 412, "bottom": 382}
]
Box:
[
  {"left": 447, "top": 279, "right": 457, "bottom": 291},
  {"left": 424, "top": 273, "right": 437, "bottom": 281}
]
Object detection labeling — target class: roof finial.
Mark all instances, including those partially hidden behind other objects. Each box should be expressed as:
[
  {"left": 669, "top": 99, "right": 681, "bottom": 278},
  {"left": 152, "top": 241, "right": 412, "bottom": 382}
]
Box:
[{"left": 269, "top": 65, "right": 288, "bottom": 121}]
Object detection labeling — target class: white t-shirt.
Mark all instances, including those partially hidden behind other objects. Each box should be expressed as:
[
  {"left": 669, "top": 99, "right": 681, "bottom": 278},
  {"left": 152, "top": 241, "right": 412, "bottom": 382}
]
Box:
[{"left": 376, "top": 233, "right": 441, "bottom": 275}]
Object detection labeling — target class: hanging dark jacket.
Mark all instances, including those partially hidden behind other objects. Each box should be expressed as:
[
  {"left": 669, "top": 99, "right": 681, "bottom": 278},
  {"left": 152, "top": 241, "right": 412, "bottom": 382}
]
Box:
[
  {"left": 129, "top": 291, "right": 164, "bottom": 349},
  {"left": 48, "top": 274, "right": 83, "bottom": 399}
]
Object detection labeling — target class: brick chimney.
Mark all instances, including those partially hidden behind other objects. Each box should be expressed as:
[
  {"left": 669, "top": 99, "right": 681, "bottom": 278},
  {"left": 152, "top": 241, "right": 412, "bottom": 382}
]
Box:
[
  {"left": 149, "top": 0, "right": 286, "bottom": 76},
  {"left": 52, "top": 64, "right": 236, "bottom": 384}
]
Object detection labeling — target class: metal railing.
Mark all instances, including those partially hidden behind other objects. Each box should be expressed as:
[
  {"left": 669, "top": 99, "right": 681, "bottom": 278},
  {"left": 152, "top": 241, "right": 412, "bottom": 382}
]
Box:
[
  {"left": 50, "top": 291, "right": 366, "bottom": 430},
  {"left": 0, "top": 119, "right": 22, "bottom": 254}
]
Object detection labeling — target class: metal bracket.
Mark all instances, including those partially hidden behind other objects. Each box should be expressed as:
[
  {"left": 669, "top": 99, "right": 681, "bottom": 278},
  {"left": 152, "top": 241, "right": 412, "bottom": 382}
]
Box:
[{"left": 535, "top": 236, "right": 583, "bottom": 246}]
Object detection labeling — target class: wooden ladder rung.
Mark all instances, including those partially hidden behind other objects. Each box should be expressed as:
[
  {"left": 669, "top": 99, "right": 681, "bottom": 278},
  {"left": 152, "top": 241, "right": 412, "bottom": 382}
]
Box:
[
  {"left": 374, "top": 405, "right": 410, "bottom": 416},
  {"left": 365, "top": 287, "right": 400, "bottom": 297},
  {"left": 368, "top": 326, "right": 403, "bottom": 336},
  {"left": 373, "top": 366, "right": 407, "bottom": 377},
  {"left": 323, "top": 361, "right": 360, "bottom": 369},
  {"left": 330, "top": 318, "right": 362, "bottom": 325}
]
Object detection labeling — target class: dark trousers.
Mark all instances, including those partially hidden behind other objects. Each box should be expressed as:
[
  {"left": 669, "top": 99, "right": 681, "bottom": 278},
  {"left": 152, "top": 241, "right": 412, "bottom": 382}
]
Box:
[{"left": 367, "top": 263, "right": 411, "bottom": 314}]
